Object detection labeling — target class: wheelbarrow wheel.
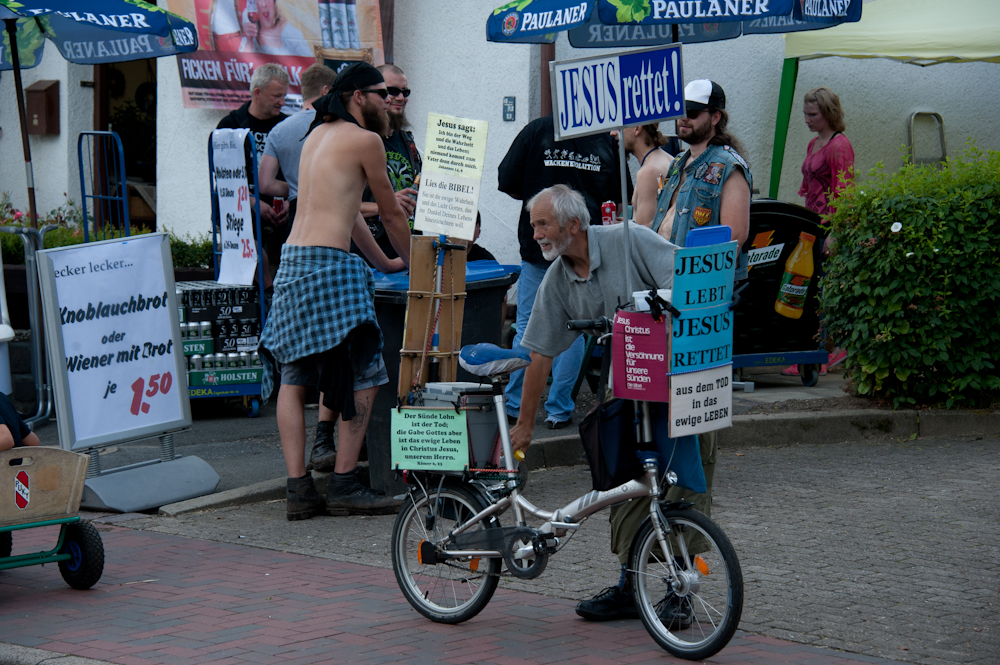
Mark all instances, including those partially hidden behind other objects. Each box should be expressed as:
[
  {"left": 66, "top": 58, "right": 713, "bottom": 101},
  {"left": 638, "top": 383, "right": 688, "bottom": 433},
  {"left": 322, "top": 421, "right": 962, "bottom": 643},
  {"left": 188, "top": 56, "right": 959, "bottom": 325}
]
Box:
[
  {"left": 245, "top": 396, "right": 261, "bottom": 418},
  {"left": 0, "top": 530, "right": 11, "bottom": 558},
  {"left": 799, "top": 364, "right": 820, "bottom": 387},
  {"left": 58, "top": 522, "right": 104, "bottom": 590}
]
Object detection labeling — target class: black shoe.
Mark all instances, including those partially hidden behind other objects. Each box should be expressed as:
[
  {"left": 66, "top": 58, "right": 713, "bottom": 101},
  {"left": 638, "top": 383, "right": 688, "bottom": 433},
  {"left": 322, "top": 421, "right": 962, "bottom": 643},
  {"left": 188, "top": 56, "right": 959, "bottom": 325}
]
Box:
[
  {"left": 547, "top": 418, "right": 571, "bottom": 430},
  {"left": 307, "top": 421, "right": 337, "bottom": 472},
  {"left": 355, "top": 463, "right": 372, "bottom": 489},
  {"left": 575, "top": 585, "right": 638, "bottom": 621},
  {"left": 326, "top": 469, "right": 402, "bottom": 516},
  {"left": 286, "top": 474, "right": 326, "bottom": 521},
  {"left": 655, "top": 593, "right": 693, "bottom": 630}
]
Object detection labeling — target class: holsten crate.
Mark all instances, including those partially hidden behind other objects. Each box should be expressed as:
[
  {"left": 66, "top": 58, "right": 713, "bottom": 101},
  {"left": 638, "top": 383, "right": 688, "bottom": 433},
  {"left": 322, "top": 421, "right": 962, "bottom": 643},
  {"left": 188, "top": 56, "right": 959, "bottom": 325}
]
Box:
[
  {"left": 1, "top": 448, "right": 89, "bottom": 527},
  {"left": 187, "top": 368, "right": 263, "bottom": 387}
]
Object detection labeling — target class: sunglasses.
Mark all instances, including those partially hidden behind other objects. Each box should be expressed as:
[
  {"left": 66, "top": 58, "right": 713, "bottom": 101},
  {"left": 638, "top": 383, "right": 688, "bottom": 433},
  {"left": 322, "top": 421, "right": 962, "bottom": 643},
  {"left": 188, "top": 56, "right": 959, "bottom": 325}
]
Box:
[
  {"left": 386, "top": 86, "right": 411, "bottom": 98},
  {"left": 685, "top": 107, "right": 707, "bottom": 119},
  {"left": 359, "top": 88, "right": 389, "bottom": 99}
]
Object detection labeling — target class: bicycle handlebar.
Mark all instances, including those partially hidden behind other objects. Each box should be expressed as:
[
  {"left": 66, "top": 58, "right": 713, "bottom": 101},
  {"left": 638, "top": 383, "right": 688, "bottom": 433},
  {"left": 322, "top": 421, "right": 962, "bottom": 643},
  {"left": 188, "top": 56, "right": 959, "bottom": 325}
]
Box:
[{"left": 566, "top": 318, "right": 612, "bottom": 332}]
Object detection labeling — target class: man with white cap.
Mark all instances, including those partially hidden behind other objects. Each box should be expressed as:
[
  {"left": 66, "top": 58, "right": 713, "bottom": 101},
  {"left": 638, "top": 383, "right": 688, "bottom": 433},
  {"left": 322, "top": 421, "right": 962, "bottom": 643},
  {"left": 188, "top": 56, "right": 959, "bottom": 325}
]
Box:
[
  {"left": 576, "top": 79, "right": 751, "bottom": 624},
  {"left": 650, "top": 79, "right": 750, "bottom": 272}
]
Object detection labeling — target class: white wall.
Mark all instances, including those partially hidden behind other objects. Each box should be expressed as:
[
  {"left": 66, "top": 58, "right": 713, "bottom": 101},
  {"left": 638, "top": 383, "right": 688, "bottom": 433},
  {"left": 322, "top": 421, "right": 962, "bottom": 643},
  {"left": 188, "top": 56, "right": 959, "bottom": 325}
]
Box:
[
  {"left": 0, "top": 56, "right": 92, "bottom": 221},
  {"left": 156, "top": 59, "right": 225, "bottom": 239}
]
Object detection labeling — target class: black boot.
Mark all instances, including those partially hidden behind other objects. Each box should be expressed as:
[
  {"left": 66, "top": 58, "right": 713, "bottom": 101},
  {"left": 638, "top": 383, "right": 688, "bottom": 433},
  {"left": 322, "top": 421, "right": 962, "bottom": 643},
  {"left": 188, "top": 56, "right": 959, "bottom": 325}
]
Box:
[
  {"left": 326, "top": 467, "right": 402, "bottom": 516},
  {"left": 286, "top": 474, "right": 326, "bottom": 521},
  {"left": 307, "top": 421, "right": 337, "bottom": 472}
]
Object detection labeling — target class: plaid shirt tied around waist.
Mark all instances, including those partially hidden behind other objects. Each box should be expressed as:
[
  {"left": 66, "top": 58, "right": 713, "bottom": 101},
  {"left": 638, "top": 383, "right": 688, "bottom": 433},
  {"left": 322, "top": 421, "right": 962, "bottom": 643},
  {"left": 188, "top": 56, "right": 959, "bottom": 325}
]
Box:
[{"left": 258, "top": 245, "right": 382, "bottom": 402}]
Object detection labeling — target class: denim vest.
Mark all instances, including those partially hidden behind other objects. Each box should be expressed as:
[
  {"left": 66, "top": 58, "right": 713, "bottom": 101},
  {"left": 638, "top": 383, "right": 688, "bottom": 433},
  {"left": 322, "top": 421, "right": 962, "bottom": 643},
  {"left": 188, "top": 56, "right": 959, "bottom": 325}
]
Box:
[{"left": 651, "top": 143, "right": 752, "bottom": 281}]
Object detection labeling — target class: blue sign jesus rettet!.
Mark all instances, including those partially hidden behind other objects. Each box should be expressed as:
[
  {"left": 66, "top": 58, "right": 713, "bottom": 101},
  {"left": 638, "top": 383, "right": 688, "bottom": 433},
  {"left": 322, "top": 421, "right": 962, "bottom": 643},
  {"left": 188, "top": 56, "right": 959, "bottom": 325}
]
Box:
[{"left": 549, "top": 43, "right": 684, "bottom": 140}]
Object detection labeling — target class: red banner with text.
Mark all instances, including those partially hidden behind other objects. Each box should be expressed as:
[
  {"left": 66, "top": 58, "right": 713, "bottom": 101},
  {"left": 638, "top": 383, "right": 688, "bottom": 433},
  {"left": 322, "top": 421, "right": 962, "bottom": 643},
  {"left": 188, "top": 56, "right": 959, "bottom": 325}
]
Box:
[
  {"left": 611, "top": 309, "right": 670, "bottom": 403},
  {"left": 165, "top": 0, "right": 383, "bottom": 110}
]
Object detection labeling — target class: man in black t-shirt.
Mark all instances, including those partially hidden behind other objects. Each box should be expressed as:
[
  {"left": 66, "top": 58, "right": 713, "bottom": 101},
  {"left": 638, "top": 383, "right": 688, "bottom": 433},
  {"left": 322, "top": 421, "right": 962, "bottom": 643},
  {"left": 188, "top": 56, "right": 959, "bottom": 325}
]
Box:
[
  {"left": 352, "top": 64, "right": 422, "bottom": 265},
  {"left": 216, "top": 63, "right": 291, "bottom": 279},
  {"left": 0, "top": 392, "right": 40, "bottom": 451}
]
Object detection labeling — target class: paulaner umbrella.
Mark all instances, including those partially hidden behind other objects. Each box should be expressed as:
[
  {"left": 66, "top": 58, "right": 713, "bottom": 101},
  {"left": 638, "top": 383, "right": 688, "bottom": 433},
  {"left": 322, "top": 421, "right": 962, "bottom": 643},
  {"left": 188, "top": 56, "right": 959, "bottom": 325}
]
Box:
[
  {"left": 1, "top": 0, "right": 198, "bottom": 227},
  {"left": 488, "top": 0, "right": 861, "bottom": 44}
]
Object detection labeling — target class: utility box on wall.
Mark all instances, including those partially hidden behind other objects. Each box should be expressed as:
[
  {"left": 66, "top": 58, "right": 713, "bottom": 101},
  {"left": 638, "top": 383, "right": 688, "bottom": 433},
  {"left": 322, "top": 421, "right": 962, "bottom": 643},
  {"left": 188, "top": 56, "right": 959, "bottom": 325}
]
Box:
[{"left": 26, "top": 80, "right": 59, "bottom": 135}]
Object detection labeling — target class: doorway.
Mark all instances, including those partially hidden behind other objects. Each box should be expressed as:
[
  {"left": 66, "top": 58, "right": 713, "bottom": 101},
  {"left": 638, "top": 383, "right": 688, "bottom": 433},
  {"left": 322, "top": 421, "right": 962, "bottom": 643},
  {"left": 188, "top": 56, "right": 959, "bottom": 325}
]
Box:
[{"left": 93, "top": 59, "right": 157, "bottom": 231}]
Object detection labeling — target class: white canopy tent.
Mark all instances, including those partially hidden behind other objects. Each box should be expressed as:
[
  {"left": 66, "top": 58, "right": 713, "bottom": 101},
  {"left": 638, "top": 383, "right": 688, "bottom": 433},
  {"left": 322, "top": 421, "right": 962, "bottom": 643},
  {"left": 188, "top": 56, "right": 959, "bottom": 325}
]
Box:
[{"left": 769, "top": 0, "right": 1000, "bottom": 196}]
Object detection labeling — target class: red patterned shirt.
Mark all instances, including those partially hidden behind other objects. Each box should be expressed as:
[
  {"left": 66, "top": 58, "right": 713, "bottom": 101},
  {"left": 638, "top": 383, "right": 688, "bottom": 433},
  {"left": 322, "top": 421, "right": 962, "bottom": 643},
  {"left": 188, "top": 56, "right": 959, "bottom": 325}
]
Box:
[{"left": 799, "top": 133, "right": 855, "bottom": 220}]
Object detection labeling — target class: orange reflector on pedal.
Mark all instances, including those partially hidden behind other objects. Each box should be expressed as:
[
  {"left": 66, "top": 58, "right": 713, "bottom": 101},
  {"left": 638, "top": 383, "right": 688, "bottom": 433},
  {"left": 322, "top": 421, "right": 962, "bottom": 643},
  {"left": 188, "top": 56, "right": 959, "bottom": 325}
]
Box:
[
  {"left": 694, "top": 555, "right": 710, "bottom": 575},
  {"left": 470, "top": 558, "right": 480, "bottom": 572}
]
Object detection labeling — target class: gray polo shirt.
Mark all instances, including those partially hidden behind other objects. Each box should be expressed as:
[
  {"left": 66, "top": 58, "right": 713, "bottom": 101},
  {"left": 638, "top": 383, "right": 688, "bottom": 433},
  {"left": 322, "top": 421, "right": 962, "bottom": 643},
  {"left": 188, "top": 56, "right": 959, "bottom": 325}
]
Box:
[
  {"left": 262, "top": 108, "right": 315, "bottom": 200},
  {"left": 521, "top": 223, "right": 677, "bottom": 358}
]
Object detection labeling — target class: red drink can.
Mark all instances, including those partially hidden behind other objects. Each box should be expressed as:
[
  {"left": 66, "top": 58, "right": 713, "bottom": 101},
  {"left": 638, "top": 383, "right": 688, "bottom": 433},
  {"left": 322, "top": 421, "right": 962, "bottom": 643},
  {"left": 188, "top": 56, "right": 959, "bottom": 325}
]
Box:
[
  {"left": 272, "top": 197, "right": 284, "bottom": 216},
  {"left": 601, "top": 201, "right": 616, "bottom": 225}
]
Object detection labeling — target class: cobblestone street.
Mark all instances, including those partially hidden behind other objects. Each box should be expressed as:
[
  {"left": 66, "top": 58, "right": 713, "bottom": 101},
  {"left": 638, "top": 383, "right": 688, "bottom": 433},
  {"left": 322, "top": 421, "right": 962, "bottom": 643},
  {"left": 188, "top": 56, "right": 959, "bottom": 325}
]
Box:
[{"left": 96, "top": 435, "right": 1000, "bottom": 665}]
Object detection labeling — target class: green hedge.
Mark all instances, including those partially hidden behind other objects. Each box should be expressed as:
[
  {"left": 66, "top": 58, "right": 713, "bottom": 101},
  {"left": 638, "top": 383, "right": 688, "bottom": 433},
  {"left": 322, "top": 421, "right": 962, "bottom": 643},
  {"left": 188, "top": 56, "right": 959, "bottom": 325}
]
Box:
[
  {"left": 1, "top": 193, "right": 213, "bottom": 269},
  {"left": 821, "top": 143, "right": 1000, "bottom": 408}
]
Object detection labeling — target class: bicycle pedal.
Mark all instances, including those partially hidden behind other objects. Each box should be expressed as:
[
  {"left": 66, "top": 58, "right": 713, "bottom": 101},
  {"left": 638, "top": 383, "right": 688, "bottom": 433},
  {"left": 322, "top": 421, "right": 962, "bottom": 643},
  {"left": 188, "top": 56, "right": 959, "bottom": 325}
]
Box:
[{"left": 537, "top": 532, "right": 559, "bottom": 554}]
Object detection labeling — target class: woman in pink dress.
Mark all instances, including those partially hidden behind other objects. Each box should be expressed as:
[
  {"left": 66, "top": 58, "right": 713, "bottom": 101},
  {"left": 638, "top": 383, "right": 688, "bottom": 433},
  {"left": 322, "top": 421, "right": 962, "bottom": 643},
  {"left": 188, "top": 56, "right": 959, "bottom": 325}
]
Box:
[{"left": 784, "top": 87, "right": 853, "bottom": 376}]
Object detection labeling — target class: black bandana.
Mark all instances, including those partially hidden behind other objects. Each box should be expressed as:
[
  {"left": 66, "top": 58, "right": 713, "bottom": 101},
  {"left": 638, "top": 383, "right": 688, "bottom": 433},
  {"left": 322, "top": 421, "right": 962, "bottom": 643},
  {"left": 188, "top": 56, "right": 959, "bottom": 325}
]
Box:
[{"left": 308, "top": 62, "right": 384, "bottom": 134}]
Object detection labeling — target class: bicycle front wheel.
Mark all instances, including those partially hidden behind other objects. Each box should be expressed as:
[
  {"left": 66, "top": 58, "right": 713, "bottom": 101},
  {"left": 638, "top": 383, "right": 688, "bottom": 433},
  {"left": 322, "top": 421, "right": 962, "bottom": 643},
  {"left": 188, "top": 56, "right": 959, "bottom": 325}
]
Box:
[
  {"left": 391, "top": 484, "right": 501, "bottom": 624},
  {"left": 630, "top": 507, "right": 743, "bottom": 661}
]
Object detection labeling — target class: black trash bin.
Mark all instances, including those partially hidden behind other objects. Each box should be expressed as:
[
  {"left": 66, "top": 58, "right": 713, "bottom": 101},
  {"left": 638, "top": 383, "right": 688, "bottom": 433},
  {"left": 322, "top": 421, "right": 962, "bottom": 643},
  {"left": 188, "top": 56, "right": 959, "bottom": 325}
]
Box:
[
  {"left": 366, "top": 263, "right": 519, "bottom": 495},
  {"left": 732, "top": 199, "right": 829, "bottom": 385}
]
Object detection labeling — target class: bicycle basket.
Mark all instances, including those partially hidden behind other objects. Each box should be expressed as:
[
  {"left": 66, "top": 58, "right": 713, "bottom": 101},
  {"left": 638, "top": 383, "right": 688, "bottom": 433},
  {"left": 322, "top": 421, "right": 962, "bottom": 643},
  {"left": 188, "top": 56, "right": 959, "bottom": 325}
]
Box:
[{"left": 579, "top": 398, "right": 642, "bottom": 491}]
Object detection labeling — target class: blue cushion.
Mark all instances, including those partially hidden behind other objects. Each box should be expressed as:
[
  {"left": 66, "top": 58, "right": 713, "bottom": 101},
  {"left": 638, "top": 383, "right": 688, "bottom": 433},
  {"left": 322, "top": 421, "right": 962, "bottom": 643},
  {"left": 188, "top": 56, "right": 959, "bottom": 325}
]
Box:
[{"left": 459, "top": 343, "right": 531, "bottom": 377}]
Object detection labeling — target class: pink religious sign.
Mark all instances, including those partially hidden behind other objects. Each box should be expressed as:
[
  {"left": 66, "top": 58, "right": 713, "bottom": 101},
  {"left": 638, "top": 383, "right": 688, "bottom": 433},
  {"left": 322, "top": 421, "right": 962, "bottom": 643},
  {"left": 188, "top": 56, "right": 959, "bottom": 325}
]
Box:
[{"left": 612, "top": 310, "right": 670, "bottom": 402}]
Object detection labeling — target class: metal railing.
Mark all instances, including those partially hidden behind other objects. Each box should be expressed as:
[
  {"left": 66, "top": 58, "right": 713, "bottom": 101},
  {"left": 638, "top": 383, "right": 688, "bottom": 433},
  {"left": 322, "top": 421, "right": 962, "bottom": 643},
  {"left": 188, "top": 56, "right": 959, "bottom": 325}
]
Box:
[
  {"left": 0, "top": 225, "right": 57, "bottom": 427},
  {"left": 78, "top": 131, "right": 131, "bottom": 242}
]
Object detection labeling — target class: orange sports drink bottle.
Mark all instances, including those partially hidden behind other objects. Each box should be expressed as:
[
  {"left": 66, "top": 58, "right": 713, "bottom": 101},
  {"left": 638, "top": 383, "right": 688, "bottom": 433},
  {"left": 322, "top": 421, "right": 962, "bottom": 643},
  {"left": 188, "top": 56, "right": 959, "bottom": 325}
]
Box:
[{"left": 774, "top": 232, "right": 815, "bottom": 319}]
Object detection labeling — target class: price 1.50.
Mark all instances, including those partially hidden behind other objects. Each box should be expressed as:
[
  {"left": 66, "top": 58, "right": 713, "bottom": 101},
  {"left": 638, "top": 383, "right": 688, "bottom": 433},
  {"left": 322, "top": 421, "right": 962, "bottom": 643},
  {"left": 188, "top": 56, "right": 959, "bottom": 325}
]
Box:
[{"left": 130, "top": 372, "right": 173, "bottom": 416}]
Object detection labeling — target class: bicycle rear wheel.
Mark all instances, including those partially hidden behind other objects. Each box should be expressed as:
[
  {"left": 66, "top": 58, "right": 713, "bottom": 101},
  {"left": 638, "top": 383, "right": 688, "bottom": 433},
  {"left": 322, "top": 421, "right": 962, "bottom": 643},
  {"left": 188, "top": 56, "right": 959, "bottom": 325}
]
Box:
[
  {"left": 630, "top": 507, "right": 743, "bottom": 661},
  {"left": 392, "top": 484, "right": 501, "bottom": 624}
]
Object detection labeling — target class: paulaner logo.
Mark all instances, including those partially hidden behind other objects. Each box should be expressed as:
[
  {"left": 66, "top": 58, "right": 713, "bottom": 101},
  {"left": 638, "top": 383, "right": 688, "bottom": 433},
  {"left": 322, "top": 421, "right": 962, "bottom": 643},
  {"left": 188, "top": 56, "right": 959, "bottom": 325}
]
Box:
[
  {"left": 650, "top": 0, "right": 777, "bottom": 20},
  {"left": 502, "top": 12, "right": 518, "bottom": 35}
]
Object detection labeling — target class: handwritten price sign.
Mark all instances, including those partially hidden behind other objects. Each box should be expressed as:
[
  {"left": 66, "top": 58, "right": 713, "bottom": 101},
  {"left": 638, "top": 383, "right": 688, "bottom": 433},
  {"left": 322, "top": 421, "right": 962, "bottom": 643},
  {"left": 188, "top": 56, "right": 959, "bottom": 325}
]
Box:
[
  {"left": 236, "top": 185, "right": 248, "bottom": 213},
  {"left": 213, "top": 128, "right": 259, "bottom": 285}
]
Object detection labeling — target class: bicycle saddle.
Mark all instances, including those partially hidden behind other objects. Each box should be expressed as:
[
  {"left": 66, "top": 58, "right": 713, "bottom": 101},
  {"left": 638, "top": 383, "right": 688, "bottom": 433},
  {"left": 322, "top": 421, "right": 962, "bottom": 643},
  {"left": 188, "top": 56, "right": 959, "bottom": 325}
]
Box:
[{"left": 459, "top": 343, "right": 531, "bottom": 377}]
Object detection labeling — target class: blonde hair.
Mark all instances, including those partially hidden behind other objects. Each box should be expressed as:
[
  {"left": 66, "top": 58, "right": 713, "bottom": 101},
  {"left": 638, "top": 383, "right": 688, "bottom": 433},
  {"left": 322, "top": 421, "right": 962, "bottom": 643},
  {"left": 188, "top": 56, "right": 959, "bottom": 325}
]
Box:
[{"left": 804, "top": 87, "right": 846, "bottom": 133}]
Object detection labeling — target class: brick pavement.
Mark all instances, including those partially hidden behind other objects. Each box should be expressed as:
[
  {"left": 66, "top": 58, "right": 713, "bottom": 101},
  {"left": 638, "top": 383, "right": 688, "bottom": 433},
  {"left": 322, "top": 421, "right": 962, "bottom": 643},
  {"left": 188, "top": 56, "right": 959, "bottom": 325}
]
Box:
[
  {"left": 3, "top": 436, "right": 996, "bottom": 665},
  {"left": 1, "top": 524, "right": 909, "bottom": 665}
]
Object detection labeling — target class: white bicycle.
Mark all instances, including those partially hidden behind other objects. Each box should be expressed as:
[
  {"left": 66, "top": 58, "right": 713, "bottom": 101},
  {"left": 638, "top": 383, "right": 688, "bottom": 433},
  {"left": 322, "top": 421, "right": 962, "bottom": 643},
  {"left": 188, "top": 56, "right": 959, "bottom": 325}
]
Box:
[{"left": 390, "top": 318, "right": 743, "bottom": 661}]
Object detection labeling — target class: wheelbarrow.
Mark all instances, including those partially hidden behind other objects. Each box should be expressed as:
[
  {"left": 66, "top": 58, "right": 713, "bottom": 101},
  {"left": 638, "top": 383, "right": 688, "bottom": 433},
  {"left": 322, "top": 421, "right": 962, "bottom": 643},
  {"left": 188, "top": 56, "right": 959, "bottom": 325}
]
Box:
[{"left": 0, "top": 447, "right": 104, "bottom": 589}]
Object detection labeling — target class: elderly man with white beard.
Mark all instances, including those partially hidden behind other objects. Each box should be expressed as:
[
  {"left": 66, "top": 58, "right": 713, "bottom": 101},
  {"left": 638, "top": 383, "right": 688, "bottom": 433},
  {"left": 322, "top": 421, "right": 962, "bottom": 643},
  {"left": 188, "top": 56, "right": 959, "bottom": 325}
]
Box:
[{"left": 507, "top": 183, "right": 687, "bottom": 622}]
